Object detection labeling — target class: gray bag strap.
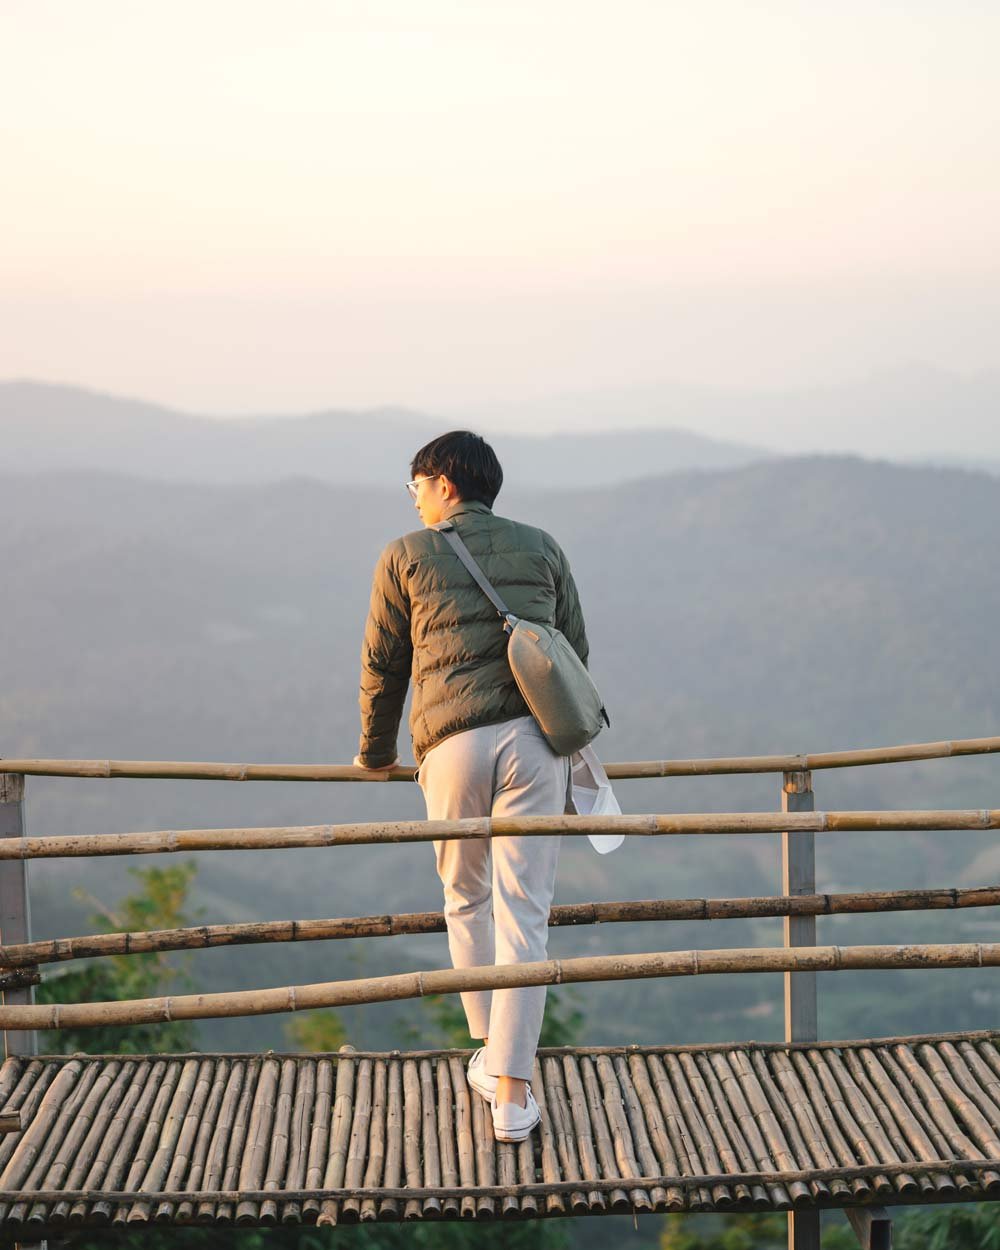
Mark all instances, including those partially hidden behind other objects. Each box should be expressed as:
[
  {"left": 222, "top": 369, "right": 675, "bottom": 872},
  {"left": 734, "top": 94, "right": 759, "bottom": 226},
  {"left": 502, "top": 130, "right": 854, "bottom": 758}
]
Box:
[{"left": 433, "top": 520, "right": 516, "bottom": 628}]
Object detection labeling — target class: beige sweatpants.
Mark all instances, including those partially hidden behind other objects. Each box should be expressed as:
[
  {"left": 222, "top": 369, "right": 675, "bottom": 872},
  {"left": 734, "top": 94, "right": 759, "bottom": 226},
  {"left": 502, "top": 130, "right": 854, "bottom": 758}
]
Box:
[{"left": 417, "top": 715, "right": 571, "bottom": 1080}]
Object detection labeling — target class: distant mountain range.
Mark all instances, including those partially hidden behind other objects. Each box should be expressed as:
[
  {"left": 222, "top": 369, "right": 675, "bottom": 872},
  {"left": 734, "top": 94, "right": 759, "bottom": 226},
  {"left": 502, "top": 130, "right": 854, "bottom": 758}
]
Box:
[
  {"left": 6, "top": 369, "right": 1000, "bottom": 485},
  {"left": 449, "top": 365, "right": 1000, "bottom": 466},
  {"left": 0, "top": 380, "right": 770, "bottom": 487}
]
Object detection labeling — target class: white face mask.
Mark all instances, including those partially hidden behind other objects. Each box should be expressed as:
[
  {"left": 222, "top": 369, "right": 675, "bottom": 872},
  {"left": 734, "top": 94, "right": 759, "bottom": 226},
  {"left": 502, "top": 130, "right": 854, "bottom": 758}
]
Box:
[{"left": 571, "top": 746, "right": 624, "bottom": 853}]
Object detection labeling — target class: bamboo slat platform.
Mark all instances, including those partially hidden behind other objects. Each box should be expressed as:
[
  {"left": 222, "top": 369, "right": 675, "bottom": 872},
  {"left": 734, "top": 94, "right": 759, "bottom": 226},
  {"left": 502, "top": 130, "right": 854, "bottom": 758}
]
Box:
[{"left": 1, "top": 1033, "right": 999, "bottom": 1234}]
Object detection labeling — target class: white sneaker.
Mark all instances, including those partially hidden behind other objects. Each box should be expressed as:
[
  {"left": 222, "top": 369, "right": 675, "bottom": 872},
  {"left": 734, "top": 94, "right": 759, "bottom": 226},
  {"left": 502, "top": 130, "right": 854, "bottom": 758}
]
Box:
[
  {"left": 466, "top": 1046, "right": 498, "bottom": 1100},
  {"left": 490, "top": 1085, "right": 541, "bottom": 1142}
]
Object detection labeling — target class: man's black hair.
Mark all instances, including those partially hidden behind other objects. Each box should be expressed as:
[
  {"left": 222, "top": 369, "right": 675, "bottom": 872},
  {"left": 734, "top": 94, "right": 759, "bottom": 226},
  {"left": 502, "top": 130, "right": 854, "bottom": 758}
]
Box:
[{"left": 410, "top": 431, "right": 503, "bottom": 508}]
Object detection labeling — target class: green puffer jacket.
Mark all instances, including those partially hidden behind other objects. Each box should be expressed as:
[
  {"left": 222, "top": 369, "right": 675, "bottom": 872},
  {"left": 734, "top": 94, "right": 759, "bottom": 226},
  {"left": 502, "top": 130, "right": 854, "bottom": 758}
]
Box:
[{"left": 358, "top": 499, "right": 589, "bottom": 767}]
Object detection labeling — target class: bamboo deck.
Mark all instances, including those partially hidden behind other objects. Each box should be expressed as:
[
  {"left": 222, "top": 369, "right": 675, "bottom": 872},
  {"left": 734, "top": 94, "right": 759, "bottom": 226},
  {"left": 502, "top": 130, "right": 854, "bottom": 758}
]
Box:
[{"left": 0, "top": 1033, "right": 999, "bottom": 1233}]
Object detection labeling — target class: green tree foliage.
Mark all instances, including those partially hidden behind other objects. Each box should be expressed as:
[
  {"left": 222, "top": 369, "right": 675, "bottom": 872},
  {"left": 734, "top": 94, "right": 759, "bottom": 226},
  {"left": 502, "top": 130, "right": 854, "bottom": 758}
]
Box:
[
  {"left": 284, "top": 1008, "right": 348, "bottom": 1052},
  {"left": 894, "top": 1202, "right": 1000, "bottom": 1250},
  {"left": 660, "top": 1211, "right": 787, "bottom": 1250},
  {"left": 64, "top": 1222, "right": 570, "bottom": 1249},
  {"left": 658, "top": 1205, "right": 1000, "bottom": 1250},
  {"left": 36, "top": 860, "right": 199, "bottom": 1054}
]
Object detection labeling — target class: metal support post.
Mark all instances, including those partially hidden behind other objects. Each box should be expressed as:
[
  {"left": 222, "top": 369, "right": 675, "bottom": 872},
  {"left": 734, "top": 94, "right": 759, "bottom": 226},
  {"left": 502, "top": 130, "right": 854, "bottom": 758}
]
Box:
[{"left": 782, "top": 769, "right": 820, "bottom": 1250}]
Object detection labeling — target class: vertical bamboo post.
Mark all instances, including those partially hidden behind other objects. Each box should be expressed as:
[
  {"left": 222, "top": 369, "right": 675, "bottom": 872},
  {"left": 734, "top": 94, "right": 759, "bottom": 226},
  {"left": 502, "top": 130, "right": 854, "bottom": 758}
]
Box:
[
  {"left": 782, "top": 769, "right": 819, "bottom": 1250},
  {"left": 782, "top": 770, "right": 817, "bottom": 1045},
  {"left": 0, "top": 773, "right": 36, "bottom": 1060}
]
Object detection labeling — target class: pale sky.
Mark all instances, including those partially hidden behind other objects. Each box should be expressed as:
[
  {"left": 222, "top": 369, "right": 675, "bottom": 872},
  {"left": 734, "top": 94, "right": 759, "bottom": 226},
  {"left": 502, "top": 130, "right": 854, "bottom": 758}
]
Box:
[{"left": 2, "top": 1, "right": 998, "bottom": 419}]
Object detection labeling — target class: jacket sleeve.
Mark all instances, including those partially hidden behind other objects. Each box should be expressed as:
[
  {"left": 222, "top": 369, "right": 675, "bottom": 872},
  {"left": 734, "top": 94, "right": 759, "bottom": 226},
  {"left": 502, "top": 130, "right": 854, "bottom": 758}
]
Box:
[
  {"left": 549, "top": 537, "right": 590, "bottom": 670},
  {"left": 358, "top": 543, "right": 413, "bottom": 767}
]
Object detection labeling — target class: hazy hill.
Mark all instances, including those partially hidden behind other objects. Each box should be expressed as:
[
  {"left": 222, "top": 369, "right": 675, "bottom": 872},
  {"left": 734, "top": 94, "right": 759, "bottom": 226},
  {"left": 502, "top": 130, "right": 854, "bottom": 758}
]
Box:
[
  {"left": 0, "top": 379, "right": 770, "bottom": 486},
  {"left": 4, "top": 454, "right": 1000, "bottom": 1051},
  {"left": 456, "top": 365, "right": 1000, "bottom": 464}
]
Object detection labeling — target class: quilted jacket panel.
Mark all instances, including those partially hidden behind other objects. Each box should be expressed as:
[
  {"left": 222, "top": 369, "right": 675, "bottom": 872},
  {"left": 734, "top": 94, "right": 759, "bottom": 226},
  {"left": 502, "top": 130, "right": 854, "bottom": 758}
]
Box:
[{"left": 358, "top": 500, "right": 589, "bottom": 766}]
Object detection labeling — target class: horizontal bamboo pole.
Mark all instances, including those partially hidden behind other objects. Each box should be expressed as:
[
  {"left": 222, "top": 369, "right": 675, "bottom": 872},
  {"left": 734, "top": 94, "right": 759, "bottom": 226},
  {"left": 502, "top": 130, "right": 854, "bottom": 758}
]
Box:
[
  {"left": 3, "top": 735, "right": 999, "bottom": 782},
  {"left": 4, "top": 809, "right": 1000, "bottom": 861},
  {"left": 19, "top": 1028, "right": 1000, "bottom": 1064},
  {"left": 0, "top": 968, "right": 39, "bottom": 989},
  {"left": 0, "top": 1159, "right": 993, "bottom": 1206},
  {"left": 4, "top": 942, "right": 1000, "bottom": 1032},
  {"left": 4, "top": 884, "right": 998, "bottom": 970}
]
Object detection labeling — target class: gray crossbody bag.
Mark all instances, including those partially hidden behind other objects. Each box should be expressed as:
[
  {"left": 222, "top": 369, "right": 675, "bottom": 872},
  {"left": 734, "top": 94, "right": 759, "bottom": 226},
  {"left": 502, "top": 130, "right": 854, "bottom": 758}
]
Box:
[{"left": 434, "top": 519, "right": 610, "bottom": 756}]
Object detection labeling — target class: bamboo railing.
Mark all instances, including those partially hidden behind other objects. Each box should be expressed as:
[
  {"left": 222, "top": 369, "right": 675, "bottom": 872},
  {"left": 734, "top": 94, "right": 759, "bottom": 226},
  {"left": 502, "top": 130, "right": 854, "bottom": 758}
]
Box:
[
  {"left": 1, "top": 808, "right": 999, "bottom": 860},
  {"left": 1, "top": 942, "right": 1000, "bottom": 1032},
  {"left": 1, "top": 744, "right": 999, "bottom": 1031},
  {"left": 2, "top": 884, "right": 997, "bottom": 971},
  {"left": 3, "top": 733, "right": 1000, "bottom": 1245},
  {"left": 2, "top": 732, "right": 999, "bottom": 780},
  {"left": 12, "top": 1025, "right": 1000, "bottom": 1061}
]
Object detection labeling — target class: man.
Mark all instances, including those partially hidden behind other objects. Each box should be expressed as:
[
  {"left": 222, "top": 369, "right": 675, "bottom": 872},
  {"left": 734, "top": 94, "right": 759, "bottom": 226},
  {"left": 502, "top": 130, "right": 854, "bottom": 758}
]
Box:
[{"left": 354, "top": 430, "right": 589, "bottom": 1142}]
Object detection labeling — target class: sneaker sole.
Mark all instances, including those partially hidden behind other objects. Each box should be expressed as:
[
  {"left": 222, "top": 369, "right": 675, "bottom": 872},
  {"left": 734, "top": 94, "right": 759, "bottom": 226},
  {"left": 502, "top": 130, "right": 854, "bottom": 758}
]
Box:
[{"left": 492, "top": 1112, "right": 541, "bottom": 1142}]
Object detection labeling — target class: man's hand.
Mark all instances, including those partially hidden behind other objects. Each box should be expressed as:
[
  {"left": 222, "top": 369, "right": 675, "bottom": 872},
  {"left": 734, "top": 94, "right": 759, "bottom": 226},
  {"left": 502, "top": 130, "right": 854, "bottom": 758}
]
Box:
[{"left": 352, "top": 754, "right": 400, "bottom": 778}]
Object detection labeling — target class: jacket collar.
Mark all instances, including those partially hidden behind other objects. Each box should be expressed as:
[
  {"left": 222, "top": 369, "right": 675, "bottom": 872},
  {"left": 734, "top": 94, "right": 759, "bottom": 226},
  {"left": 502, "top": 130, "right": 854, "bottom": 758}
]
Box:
[{"left": 440, "top": 499, "right": 493, "bottom": 522}]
